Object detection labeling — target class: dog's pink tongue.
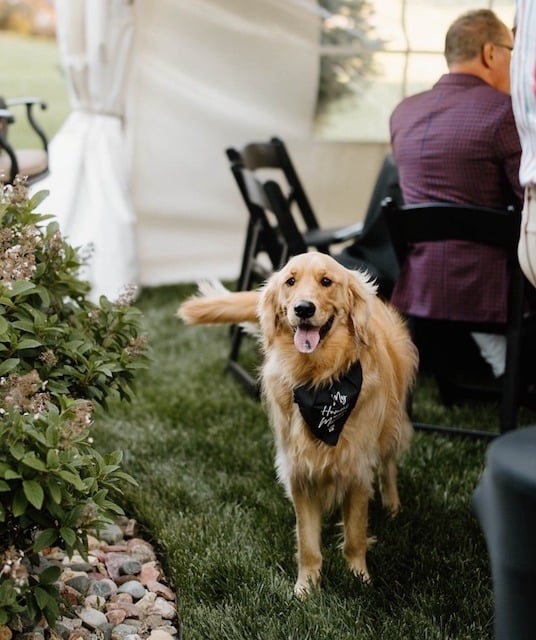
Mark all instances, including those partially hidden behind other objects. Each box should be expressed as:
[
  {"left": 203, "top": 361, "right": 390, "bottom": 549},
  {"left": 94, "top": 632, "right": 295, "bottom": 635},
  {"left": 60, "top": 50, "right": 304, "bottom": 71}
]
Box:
[{"left": 294, "top": 326, "right": 321, "bottom": 353}]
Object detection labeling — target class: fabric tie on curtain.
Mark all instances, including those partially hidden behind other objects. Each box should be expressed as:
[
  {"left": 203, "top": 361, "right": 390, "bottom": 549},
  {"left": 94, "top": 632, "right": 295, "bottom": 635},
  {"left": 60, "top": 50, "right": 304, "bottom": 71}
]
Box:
[{"left": 36, "top": 0, "right": 137, "bottom": 302}]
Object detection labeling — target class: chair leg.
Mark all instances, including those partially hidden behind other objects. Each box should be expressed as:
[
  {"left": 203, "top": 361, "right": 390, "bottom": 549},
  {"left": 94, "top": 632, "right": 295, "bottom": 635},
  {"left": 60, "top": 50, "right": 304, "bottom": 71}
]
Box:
[
  {"left": 499, "top": 333, "right": 522, "bottom": 434},
  {"left": 236, "top": 219, "right": 261, "bottom": 291},
  {"left": 227, "top": 325, "right": 259, "bottom": 398},
  {"left": 228, "top": 219, "right": 266, "bottom": 399}
]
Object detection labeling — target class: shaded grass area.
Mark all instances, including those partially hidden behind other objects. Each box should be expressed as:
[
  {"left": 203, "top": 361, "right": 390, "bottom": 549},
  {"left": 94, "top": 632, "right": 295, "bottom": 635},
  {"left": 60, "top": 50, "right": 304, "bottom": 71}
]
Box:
[
  {"left": 1, "top": 32, "right": 70, "bottom": 147},
  {"left": 92, "top": 283, "right": 536, "bottom": 640}
]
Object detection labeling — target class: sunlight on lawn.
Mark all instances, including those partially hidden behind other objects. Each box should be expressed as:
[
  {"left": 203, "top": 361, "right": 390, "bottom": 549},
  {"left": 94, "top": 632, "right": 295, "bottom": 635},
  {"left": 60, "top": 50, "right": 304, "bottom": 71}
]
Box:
[{"left": 1, "top": 32, "right": 69, "bottom": 147}]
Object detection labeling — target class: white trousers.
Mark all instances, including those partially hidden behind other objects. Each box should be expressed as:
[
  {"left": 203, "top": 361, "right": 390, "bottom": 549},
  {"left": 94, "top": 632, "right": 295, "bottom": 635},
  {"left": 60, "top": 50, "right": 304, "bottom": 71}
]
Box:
[
  {"left": 518, "top": 184, "right": 536, "bottom": 288},
  {"left": 472, "top": 188, "right": 536, "bottom": 379},
  {"left": 471, "top": 332, "right": 506, "bottom": 378}
]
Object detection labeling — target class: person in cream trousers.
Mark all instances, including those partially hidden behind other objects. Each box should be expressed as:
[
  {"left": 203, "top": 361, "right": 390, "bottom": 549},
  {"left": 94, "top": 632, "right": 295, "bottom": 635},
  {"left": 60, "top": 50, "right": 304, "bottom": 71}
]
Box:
[{"left": 512, "top": 0, "right": 536, "bottom": 288}]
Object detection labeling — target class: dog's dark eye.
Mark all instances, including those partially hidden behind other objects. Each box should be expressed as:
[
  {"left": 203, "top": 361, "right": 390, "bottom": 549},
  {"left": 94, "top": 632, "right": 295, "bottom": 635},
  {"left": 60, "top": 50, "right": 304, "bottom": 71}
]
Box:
[
  {"left": 285, "top": 277, "right": 295, "bottom": 287},
  {"left": 320, "top": 277, "right": 332, "bottom": 287}
]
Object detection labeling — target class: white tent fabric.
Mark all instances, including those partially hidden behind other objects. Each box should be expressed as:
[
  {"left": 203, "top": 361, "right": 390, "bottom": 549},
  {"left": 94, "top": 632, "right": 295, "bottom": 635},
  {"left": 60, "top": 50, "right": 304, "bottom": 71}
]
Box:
[
  {"left": 38, "top": 0, "right": 137, "bottom": 301},
  {"left": 38, "top": 0, "right": 320, "bottom": 295},
  {"left": 39, "top": 1, "right": 391, "bottom": 296},
  {"left": 129, "top": 0, "right": 320, "bottom": 286}
]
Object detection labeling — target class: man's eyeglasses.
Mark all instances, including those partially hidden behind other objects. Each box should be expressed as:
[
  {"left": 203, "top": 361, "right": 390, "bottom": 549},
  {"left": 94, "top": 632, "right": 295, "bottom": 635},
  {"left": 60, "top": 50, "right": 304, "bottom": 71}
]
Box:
[{"left": 493, "top": 42, "right": 514, "bottom": 52}]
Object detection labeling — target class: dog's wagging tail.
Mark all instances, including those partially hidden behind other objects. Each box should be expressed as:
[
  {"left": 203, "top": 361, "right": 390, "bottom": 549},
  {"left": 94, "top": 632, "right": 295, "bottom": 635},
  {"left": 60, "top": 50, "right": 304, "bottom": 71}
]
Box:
[{"left": 177, "top": 252, "right": 418, "bottom": 597}]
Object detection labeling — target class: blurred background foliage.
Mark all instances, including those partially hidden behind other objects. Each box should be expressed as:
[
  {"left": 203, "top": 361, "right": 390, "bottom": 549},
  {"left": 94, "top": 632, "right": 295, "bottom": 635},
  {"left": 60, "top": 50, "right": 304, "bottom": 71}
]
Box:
[
  {"left": 317, "top": 0, "right": 382, "bottom": 116},
  {"left": 2, "top": 0, "right": 381, "bottom": 124},
  {"left": 0, "top": 0, "right": 55, "bottom": 37}
]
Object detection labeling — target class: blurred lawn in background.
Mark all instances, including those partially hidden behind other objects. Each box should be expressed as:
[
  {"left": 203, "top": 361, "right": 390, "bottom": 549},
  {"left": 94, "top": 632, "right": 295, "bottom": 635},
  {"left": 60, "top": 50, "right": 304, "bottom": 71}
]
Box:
[{"left": 1, "top": 32, "right": 69, "bottom": 147}]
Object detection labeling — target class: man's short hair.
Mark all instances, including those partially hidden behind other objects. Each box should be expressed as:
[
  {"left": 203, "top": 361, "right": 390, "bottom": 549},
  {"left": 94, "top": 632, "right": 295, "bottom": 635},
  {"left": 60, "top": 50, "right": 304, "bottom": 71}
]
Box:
[{"left": 445, "top": 9, "right": 507, "bottom": 66}]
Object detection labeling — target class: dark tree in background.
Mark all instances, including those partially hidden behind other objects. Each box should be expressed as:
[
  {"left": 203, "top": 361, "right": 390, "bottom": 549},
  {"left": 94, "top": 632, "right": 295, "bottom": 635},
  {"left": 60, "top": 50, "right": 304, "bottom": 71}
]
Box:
[{"left": 317, "top": 0, "right": 383, "bottom": 115}]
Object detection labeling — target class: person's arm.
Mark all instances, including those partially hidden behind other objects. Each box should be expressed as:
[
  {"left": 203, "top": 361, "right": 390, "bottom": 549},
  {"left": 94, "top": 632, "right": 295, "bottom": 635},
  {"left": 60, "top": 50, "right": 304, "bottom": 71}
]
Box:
[{"left": 496, "top": 104, "right": 524, "bottom": 209}]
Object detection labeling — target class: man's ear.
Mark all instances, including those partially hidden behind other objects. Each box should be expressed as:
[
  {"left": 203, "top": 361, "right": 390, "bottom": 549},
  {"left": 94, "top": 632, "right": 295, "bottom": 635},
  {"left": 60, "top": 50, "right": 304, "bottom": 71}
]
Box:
[{"left": 481, "top": 41, "right": 494, "bottom": 68}]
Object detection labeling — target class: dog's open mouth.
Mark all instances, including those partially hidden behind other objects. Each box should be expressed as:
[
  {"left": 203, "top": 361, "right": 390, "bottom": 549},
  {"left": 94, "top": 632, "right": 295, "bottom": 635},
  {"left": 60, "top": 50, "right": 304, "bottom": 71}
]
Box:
[{"left": 293, "top": 316, "right": 334, "bottom": 354}]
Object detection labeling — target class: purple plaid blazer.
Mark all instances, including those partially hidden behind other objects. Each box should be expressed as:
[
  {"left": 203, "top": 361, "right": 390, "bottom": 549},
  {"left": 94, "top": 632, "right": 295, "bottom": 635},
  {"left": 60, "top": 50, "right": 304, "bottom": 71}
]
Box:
[{"left": 390, "top": 73, "right": 523, "bottom": 323}]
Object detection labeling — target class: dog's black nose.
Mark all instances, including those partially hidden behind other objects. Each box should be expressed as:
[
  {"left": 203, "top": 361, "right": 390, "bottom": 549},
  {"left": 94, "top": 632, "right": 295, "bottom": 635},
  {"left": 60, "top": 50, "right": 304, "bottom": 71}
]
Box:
[{"left": 294, "top": 300, "right": 316, "bottom": 319}]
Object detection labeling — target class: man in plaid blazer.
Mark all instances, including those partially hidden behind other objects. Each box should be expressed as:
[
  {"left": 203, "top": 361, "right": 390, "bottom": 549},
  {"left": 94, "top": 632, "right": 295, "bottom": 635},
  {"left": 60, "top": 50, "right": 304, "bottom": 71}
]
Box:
[{"left": 390, "top": 9, "right": 521, "bottom": 379}]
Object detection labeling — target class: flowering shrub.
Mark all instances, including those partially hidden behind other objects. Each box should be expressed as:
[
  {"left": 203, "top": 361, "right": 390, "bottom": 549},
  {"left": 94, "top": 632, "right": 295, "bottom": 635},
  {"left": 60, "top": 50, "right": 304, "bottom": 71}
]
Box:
[{"left": 0, "top": 178, "right": 149, "bottom": 632}]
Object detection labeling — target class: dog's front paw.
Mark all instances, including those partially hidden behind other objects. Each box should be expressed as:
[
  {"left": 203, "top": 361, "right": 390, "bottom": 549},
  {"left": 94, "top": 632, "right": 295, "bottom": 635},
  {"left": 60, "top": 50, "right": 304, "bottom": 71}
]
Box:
[
  {"left": 379, "top": 483, "right": 401, "bottom": 516},
  {"left": 293, "top": 570, "right": 321, "bottom": 599},
  {"left": 346, "top": 556, "right": 371, "bottom": 584},
  {"left": 350, "top": 565, "right": 371, "bottom": 584},
  {"left": 383, "top": 498, "right": 401, "bottom": 518}
]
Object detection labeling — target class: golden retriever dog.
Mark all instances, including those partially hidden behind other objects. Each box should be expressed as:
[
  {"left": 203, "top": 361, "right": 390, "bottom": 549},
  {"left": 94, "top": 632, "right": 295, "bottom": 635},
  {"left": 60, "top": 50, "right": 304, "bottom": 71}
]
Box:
[{"left": 178, "top": 252, "right": 418, "bottom": 597}]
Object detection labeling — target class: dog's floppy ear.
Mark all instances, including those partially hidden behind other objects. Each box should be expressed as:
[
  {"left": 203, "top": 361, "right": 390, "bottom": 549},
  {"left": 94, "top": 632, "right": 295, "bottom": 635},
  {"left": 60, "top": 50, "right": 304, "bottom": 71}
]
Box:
[
  {"left": 258, "top": 273, "right": 281, "bottom": 347},
  {"left": 345, "top": 270, "right": 377, "bottom": 344}
]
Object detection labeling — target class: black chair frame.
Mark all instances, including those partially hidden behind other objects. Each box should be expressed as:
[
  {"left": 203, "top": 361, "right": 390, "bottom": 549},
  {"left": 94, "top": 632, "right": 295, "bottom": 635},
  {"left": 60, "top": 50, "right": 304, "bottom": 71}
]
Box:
[
  {"left": 226, "top": 136, "right": 363, "bottom": 292},
  {"left": 0, "top": 96, "right": 49, "bottom": 185},
  {"left": 226, "top": 164, "right": 297, "bottom": 395},
  {"left": 226, "top": 144, "right": 403, "bottom": 396},
  {"left": 382, "top": 197, "right": 533, "bottom": 438}
]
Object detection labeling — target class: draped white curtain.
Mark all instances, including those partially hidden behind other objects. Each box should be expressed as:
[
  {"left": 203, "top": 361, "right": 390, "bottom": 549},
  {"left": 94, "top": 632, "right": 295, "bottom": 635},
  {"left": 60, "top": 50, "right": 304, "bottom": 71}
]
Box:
[
  {"left": 38, "top": 0, "right": 137, "bottom": 301},
  {"left": 130, "top": 0, "right": 320, "bottom": 286},
  {"left": 39, "top": 0, "right": 323, "bottom": 292}
]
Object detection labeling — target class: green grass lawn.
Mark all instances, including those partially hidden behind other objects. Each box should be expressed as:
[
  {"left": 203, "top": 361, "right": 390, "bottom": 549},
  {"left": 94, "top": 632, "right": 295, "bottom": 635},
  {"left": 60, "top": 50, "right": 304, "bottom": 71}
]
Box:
[
  {"left": 91, "top": 283, "right": 536, "bottom": 640},
  {"left": 1, "top": 32, "right": 69, "bottom": 147}
]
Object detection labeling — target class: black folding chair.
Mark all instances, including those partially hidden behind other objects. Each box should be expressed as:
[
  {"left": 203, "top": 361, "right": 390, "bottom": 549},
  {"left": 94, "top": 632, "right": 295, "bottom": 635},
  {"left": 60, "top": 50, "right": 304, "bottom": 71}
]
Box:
[
  {"left": 0, "top": 96, "right": 49, "bottom": 185},
  {"left": 226, "top": 164, "right": 311, "bottom": 395},
  {"left": 226, "top": 143, "right": 403, "bottom": 395},
  {"left": 226, "top": 136, "right": 364, "bottom": 261}
]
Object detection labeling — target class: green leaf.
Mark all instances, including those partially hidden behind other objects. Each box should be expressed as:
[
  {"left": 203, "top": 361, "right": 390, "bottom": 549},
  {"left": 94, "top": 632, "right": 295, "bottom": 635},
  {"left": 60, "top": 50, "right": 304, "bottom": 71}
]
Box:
[
  {"left": 30, "top": 189, "right": 50, "bottom": 209},
  {"left": 103, "top": 501, "right": 125, "bottom": 515},
  {"left": 34, "top": 285, "right": 51, "bottom": 307},
  {"left": 41, "top": 588, "right": 60, "bottom": 625},
  {"left": 0, "top": 315, "right": 8, "bottom": 335},
  {"left": 0, "top": 479, "right": 10, "bottom": 491},
  {"left": 47, "top": 480, "right": 62, "bottom": 504},
  {"left": 17, "top": 338, "right": 43, "bottom": 349},
  {"left": 21, "top": 453, "right": 47, "bottom": 472},
  {"left": 33, "top": 528, "right": 58, "bottom": 552},
  {"left": 0, "top": 357, "right": 20, "bottom": 375},
  {"left": 12, "top": 490, "right": 28, "bottom": 517},
  {"left": 27, "top": 429, "right": 48, "bottom": 447},
  {"left": 113, "top": 471, "right": 138, "bottom": 486},
  {"left": 23, "top": 479, "right": 44, "bottom": 509},
  {"left": 60, "top": 526, "right": 76, "bottom": 548},
  {"left": 97, "top": 365, "right": 113, "bottom": 377},
  {"left": 56, "top": 469, "right": 87, "bottom": 491},
  {"left": 4, "top": 281, "right": 36, "bottom": 298},
  {"left": 9, "top": 441, "right": 25, "bottom": 460},
  {"left": 4, "top": 469, "right": 22, "bottom": 479},
  {"left": 39, "top": 566, "right": 61, "bottom": 584},
  {"left": 39, "top": 565, "right": 61, "bottom": 585},
  {"left": 34, "top": 585, "right": 52, "bottom": 609},
  {"left": 101, "top": 464, "right": 120, "bottom": 475},
  {"left": 11, "top": 319, "right": 35, "bottom": 332},
  {"left": 47, "top": 448, "right": 60, "bottom": 468}
]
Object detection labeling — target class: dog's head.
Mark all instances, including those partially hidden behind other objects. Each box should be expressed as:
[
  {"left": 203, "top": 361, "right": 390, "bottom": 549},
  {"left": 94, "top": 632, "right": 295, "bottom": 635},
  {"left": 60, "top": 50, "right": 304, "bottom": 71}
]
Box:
[{"left": 259, "top": 252, "right": 377, "bottom": 355}]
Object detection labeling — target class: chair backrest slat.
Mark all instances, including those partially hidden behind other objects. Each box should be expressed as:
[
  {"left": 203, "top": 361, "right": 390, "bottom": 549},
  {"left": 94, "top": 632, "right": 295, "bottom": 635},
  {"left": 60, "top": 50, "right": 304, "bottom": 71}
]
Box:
[
  {"left": 382, "top": 198, "right": 520, "bottom": 252},
  {"left": 226, "top": 136, "right": 320, "bottom": 234}
]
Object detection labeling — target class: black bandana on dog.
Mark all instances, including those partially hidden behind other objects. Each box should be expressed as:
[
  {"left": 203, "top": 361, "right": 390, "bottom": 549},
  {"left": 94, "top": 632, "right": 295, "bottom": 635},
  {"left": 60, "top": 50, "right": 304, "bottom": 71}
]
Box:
[{"left": 293, "top": 361, "right": 363, "bottom": 446}]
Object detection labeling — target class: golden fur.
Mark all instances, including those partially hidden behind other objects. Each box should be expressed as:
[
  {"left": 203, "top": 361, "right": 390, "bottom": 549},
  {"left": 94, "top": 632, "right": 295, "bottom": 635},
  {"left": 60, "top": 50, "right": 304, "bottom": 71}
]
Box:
[{"left": 178, "top": 252, "right": 418, "bottom": 596}]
